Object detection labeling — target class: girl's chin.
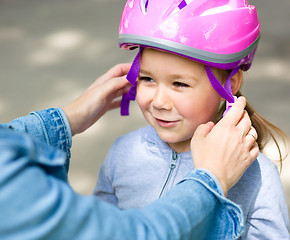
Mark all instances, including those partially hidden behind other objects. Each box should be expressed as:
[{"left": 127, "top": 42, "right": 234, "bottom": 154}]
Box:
[
  {"left": 158, "top": 135, "right": 180, "bottom": 143},
  {"left": 159, "top": 136, "right": 191, "bottom": 151}
]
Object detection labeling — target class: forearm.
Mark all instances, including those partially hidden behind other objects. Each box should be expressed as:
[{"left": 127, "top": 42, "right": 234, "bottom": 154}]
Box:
[{"left": 0, "top": 129, "right": 244, "bottom": 240}]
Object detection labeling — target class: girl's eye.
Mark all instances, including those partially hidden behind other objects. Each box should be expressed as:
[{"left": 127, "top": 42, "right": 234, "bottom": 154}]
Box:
[
  {"left": 173, "top": 81, "right": 190, "bottom": 88},
  {"left": 138, "top": 76, "right": 154, "bottom": 83}
]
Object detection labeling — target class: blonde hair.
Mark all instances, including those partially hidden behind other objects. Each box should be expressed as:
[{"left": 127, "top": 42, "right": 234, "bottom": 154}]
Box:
[{"left": 215, "top": 69, "right": 289, "bottom": 170}]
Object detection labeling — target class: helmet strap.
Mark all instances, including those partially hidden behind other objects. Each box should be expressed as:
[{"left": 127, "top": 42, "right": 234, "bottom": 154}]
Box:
[
  {"left": 205, "top": 66, "right": 240, "bottom": 117},
  {"left": 121, "top": 48, "right": 143, "bottom": 116}
]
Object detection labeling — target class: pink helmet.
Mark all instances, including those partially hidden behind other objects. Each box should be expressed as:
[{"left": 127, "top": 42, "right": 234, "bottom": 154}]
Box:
[{"left": 119, "top": 0, "right": 261, "bottom": 115}]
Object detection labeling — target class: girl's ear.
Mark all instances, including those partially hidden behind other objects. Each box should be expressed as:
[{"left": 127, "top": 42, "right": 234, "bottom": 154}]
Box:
[{"left": 231, "top": 69, "right": 243, "bottom": 95}]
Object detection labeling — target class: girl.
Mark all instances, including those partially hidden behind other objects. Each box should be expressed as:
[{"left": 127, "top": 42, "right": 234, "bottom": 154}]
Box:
[{"left": 95, "top": 0, "right": 289, "bottom": 238}]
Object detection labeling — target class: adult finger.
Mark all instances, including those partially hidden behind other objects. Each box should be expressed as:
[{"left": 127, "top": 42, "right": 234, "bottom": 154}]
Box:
[
  {"left": 107, "top": 63, "right": 132, "bottom": 78},
  {"left": 244, "top": 126, "right": 258, "bottom": 150},
  {"left": 249, "top": 142, "right": 259, "bottom": 162},
  {"left": 106, "top": 99, "right": 122, "bottom": 111},
  {"left": 193, "top": 122, "right": 215, "bottom": 140},
  {"left": 222, "top": 96, "right": 247, "bottom": 126},
  {"left": 97, "top": 63, "right": 131, "bottom": 85},
  {"left": 102, "top": 76, "right": 131, "bottom": 98},
  {"left": 247, "top": 126, "right": 258, "bottom": 141},
  {"left": 191, "top": 122, "right": 215, "bottom": 169},
  {"left": 235, "top": 110, "right": 252, "bottom": 137}
]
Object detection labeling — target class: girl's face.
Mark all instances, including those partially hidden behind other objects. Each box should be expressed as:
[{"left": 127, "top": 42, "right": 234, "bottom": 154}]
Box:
[{"left": 137, "top": 48, "right": 222, "bottom": 153}]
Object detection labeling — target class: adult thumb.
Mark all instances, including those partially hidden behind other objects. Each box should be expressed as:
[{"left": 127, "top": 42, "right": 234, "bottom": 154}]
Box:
[{"left": 194, "top": 122, "right": 215, "bottom": 139}]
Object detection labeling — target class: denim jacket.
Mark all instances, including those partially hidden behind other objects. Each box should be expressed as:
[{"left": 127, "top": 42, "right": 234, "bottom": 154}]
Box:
[{"left": 0, "top": 108, "right": 244, "bottom": 240}]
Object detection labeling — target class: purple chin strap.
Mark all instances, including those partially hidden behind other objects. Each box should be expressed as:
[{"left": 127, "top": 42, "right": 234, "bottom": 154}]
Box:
[
  {"left": 120, "top": 49, "right": 239, "bottom": 117},
  {"left": 120, "top": 48, "right": 142, "bottom": 116},
  {"left": 205, "top": 66, "right": 240, "bottom": 117}
]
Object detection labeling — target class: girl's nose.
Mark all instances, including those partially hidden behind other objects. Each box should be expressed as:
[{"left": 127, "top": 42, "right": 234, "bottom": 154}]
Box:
[{"left": 152, "top": 87, "right": 172, "bottom": 111}]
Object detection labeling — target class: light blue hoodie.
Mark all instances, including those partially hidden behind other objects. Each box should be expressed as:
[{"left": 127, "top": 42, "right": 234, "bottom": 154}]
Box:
[{"left": 95, "top": 125, "right": 290, "bottom": 239}]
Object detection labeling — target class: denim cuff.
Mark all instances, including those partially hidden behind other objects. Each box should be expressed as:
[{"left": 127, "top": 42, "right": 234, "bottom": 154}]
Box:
[
  {"left": 30, "top": 108, "right": 72, "bottom": 160},
  {"left": 182, "top": 168, "right": 245, "bottom": 238},
  {"left": 182, "top": 169, "right": 227, "bottom": 198},
  {"left": 192, "top": 168, "right": 225, "bottom": 197}
]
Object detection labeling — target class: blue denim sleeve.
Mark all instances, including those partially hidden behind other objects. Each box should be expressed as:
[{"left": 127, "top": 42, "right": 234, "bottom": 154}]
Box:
[
  {"left": 181, "top": 169, "right": 245, "bottom": 239},
  {"left": 1, "top": 108, "right": 72, "bottom": 162},
  {"left": 0, "top": 128, "right": 244, "bottom": 240}
]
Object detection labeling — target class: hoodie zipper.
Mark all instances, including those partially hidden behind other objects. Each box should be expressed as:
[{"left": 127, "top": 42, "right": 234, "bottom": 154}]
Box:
[{"left": 159, "top": 150, "right": 178, "bottom": 198}]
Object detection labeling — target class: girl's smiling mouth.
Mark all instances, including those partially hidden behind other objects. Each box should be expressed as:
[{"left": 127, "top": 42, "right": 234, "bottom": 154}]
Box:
[{"left": 155, "top": 118, "right": 179, "bottom": 128}]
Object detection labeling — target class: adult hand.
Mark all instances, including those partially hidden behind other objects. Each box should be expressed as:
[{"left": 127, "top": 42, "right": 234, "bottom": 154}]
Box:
[
  {"left": 191, "top": 97, "right": 259, "bottom": 196},
  {"left": 63, "top": 63, "right": 131, "bottom": 136}
]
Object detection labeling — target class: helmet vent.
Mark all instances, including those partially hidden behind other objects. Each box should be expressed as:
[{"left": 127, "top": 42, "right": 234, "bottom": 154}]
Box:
[
  {"left": 140, "top": 0, "right": 149, "bottom": 14},
  {"left": 178, "top": 0, "right": 187, "bottom": 10},
  {"left": 178, "top": 0, "right": 194, "bottom": 10},
  {"left": 169, "top": 0, "right": 193, "bottom": 15}
]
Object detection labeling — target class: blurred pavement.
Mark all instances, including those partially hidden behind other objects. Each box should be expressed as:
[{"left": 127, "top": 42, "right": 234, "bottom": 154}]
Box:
[{"left": 1, "top": 0, "right": 289, "bottom": 218}]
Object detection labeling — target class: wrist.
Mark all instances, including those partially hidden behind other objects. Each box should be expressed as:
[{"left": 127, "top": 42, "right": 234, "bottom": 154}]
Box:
[
  {"left": 207, "top": 170, "right": 229, "bottom": 196},
  {"left": 62, "top": 104, "right": 78, "bottom": 136},
  {"left": 216, "top": 178, "right": 229, "bottom": 197}
]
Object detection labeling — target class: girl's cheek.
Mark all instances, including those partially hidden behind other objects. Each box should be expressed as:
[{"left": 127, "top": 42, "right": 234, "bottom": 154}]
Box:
[
  {"left": 137, "top": 85, "right": 153, "bottom": 102},
  {"left": 137, "top": 89, "right": 148, "bottom": 110}
]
